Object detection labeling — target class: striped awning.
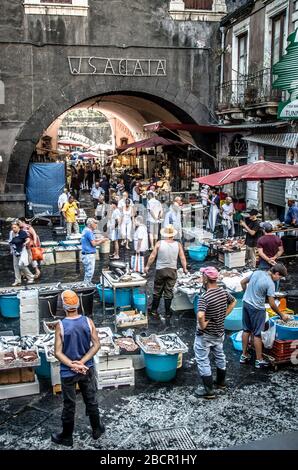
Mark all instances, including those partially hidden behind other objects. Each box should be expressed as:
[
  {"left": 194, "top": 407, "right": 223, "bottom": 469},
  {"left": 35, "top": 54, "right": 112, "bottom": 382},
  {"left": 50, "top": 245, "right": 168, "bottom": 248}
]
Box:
[{"left": 242, "top": 133, "right": 298, "bottom": 149}]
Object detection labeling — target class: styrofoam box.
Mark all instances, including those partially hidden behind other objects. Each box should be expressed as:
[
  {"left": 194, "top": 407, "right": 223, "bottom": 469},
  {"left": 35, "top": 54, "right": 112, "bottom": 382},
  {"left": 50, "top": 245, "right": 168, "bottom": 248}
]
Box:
[
  {"left": 97, "top": 356, "right": 133, "bottom": 371},
  {"left": 18, "top": 290, "right": 39, "bottom": 300},
  {"left": 97, "top": 367, "right": 134, "bottom": 381},
  {"left": 0, "top": 376, "right": 40, "bottom": 400},
  {"left": 20, "top": 320, "right": 39, "bottom": 337},
  {"left": 41, "top": 252, "right": 55, "bottom": 266},
  {"left": 171, "top": 292, "right": 193, "bottom": 311},
  {"left": 224, "top": 251, "right": 246, "bottom": 268},
  {"left": 50, "top": 361, "right": 61, "bottom": 386},
  {"left": 55, "top": 250, "right": 77, "bottom": 264},
  {"left": 20, "top": 307, "right": 39, "bottom": 316}
]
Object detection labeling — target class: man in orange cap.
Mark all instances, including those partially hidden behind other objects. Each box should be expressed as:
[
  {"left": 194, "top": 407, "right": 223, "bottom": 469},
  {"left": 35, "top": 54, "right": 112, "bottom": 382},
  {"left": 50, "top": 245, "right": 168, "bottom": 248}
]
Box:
[{"left": 51, "top": 290, "right": 104, "bottom": 446}]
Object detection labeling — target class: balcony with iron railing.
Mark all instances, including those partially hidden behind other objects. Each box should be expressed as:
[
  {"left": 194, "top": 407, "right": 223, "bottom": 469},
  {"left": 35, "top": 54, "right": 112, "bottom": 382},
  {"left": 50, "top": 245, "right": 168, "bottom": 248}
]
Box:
[{"left": 217, "top": 68, "right": 283, "bottom": 112}]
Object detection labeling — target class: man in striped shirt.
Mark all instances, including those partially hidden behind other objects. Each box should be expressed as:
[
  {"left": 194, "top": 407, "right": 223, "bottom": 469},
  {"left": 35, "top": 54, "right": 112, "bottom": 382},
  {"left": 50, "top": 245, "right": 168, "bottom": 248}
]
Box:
[{"left": 194, "top": 267, "right": 236, "bottom": 399}]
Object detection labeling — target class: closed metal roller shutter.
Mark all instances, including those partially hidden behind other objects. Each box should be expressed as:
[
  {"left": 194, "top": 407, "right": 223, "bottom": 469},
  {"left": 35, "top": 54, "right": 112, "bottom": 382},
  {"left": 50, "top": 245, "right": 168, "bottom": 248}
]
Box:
[{"left": 263, "top": 145, "right": 287, "bottom": 207}]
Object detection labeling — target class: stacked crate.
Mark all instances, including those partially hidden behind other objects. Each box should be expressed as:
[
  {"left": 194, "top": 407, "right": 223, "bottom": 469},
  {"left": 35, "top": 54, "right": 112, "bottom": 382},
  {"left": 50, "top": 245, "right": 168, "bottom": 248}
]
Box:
[
  {"left": 94, "top": 355, "right": 135, "bottom": 390},
  {"left": 271, "top": 339, "right": 297, "bottom": 364},
  {"left": 19, "top": 290, "right": 39, "bottom": 336}
]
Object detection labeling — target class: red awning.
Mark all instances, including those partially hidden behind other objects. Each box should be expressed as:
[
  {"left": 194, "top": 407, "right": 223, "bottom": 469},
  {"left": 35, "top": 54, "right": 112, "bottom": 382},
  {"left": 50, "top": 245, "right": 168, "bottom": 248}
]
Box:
[
  {"left": 117, "top": 135, "right": 187, "bottom": 152},
  {"left": 194, "top": 160, "right": 298, "bottom": 185}
]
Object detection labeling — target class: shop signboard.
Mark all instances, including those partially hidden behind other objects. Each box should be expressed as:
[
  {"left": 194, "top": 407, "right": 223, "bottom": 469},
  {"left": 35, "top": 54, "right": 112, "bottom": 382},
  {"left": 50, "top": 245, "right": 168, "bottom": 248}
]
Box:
[{"left": 273, "top": 28, "right": 298, "bottom": 120}]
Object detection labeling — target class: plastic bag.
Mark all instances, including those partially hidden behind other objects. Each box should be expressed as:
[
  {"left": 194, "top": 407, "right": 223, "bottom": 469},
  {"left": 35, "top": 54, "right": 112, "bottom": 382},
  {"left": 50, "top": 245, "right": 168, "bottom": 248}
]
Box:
[
  {"left": 18, "top": 247, "right": 29, "bottom": 267},
  {"left": 261, "top": 322, "right": 276, "bottom": 349}
]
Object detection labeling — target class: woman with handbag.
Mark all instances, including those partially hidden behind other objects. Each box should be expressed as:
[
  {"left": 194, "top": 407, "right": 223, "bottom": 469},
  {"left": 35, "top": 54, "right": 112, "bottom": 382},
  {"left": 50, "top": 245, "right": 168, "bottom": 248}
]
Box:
[
  {"left": 18, "top": 218, "right": 42, "bottom": 279},
  {"left": 120, "top": 199, "right": 134, "bottom": 250},
  {"left": 9, "top": 222, "right": 35, "bottom": 286}
]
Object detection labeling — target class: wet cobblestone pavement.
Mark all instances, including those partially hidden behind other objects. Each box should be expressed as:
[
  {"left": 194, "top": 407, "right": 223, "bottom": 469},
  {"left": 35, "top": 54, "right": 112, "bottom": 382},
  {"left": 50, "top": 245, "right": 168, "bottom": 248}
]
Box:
[{"left": 0, "top": 198, "right": 298, "bottom": 450}]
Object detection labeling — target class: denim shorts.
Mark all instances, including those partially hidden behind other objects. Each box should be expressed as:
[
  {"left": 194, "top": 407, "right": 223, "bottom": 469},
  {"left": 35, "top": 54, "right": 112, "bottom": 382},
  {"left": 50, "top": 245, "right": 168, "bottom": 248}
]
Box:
[{"left": 242, "top": 300, "right": 266, "bottom": 337}]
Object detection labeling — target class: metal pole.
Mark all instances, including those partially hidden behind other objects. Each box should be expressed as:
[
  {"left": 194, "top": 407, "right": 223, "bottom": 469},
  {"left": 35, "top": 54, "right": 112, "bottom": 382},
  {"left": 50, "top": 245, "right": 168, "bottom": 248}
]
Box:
[{"left": 261, "top": 179, "right": 265, "bottom": 220}]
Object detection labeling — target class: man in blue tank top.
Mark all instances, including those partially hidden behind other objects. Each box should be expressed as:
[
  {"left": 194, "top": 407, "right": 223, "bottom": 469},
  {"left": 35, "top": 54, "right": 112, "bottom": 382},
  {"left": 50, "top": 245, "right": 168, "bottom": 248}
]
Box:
[{"left": 51, "top": 290, "right": 105, "bottom": 447}]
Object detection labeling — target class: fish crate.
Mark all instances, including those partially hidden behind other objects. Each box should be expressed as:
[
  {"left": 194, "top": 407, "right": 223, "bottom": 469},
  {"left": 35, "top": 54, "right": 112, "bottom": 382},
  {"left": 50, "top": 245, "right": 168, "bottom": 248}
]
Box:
[
  {"left": 96, "top": 366, "right": 135, "bottom": 390},
  {"left": 0, "top": 376, "right": 40, "bottom": 400},
  {"left": 116, "top": 310, "right": 148, "bottom": 329}
]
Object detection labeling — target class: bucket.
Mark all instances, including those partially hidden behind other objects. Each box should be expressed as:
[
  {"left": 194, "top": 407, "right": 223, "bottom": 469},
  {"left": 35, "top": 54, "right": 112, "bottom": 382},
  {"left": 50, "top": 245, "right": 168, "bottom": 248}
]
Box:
[
  {"left": 270, "top": 315, "right": 298, "bottom": 341},
  {"left": 224, "top": 307, "right": 243, "bottom": 331},
  {"left": 142, "top": 351, "right": 178, "bottom": 382},
  {"left": 187, "top": 245, "right": 209, "bottom": 262},
  {"left": 39, "top": 293, "right": 59, "bottom": 320},
  {"left": 132, "top": 288, "right": 147, "bottom": 312},
  {"left": 75, "top": 288, "right": 95, "bottom": 317},
  {"left": 79, "top": 224, "right": 85, "bottom": 234},
  {"left": 99, "top": 240, "right": 110, "bottom": 254},
  {"left": 35, "top": 351, "right": 51, "bottom": 379},
  {"left": 0, "top": 294, "right": 20, "bottom": 318},
  {"left": 96, "top": 285, "right": 131, "bottom": 307}
]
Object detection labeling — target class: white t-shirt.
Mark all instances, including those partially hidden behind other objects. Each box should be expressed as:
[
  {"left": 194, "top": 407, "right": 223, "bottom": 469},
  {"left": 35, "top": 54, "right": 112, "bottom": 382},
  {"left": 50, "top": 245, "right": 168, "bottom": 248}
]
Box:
[
  {"left": 134, "top": 224, "right": 148, "bottom": 252},
  {"left": 147, "top": 198, "right": 162, "bottom": 223},
  {"left": 222, "top": 203, "right": 234, "bottom": 220}
]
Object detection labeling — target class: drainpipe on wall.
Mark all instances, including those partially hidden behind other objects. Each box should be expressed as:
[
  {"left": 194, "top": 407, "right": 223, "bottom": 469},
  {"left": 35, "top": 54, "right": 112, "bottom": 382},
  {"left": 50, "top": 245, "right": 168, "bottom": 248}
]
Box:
[{"left": 219, "top": 26, "right": 226, "bottom": 104}]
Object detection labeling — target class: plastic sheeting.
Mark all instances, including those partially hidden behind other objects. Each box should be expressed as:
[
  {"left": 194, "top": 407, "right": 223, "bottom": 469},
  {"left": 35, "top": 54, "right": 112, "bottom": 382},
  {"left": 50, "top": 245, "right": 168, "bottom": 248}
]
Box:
[{"left": 26, "top": 163, "right": 65, "bottom": 215}]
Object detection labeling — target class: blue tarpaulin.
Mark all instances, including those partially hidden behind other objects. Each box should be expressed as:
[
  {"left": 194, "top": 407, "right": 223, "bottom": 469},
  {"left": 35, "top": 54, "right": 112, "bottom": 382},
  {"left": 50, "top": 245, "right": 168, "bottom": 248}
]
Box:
[{"left": 26, "top": 163, "right": 65, "bottom": 215}]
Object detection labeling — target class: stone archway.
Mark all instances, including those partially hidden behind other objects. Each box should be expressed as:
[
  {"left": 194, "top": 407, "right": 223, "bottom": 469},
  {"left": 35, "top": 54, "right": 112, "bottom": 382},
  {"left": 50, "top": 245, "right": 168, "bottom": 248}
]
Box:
[{"left": 6, "top": 77, "right": 210, "bottom": 192}]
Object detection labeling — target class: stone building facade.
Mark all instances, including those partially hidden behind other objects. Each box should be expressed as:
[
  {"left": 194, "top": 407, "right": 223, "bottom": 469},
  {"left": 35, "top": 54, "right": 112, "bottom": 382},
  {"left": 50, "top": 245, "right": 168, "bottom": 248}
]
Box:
[{"left": 0, "top": 0, "right": 231, "bottom": 217}]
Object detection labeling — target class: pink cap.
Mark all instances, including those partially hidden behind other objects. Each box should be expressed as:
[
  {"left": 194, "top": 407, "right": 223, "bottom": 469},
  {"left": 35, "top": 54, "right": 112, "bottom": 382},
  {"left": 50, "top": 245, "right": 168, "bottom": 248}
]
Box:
[{"left": 200, "top": 266, "right": 219, "bottom": 280}]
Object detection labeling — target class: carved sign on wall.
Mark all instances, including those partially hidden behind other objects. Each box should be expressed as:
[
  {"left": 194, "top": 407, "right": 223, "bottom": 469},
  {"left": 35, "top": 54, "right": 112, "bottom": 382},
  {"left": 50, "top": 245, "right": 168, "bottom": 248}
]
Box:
[{"left": 68, "top": 57, "right": 167, "bottom": 76}]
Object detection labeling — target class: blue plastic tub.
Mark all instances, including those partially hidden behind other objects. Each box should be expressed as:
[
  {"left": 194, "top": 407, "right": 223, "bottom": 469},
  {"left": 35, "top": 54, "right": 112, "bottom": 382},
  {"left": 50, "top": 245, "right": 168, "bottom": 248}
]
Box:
[
  {"left": 96, "top": 285, "right": 131, "bottom": 307},
  {"left": 132, "top": 288, "right": 147, "bottom": 312},
  {"left": 0, "top": 294, "right": 20, "bottom": 318},
  {"left": 231, "top": 290, "right": 244, "bottom": 309},
  {"left": 270, "top": 315, "right": 298, "bottom": 341},
  {"left": 224, "top": 307, "right": 243, "bottom": 331},
  {"left": 230, "top": 332, "right": 243, "bottom": 351},
  {"left": 35, "top": 351, "right": 51, "bottom": 379},
  {"left": 142, "top": 351, "right": 178, "bottom": 382},
  {"left": 187, "top": 245, "right": 209, "bottom": 262}
]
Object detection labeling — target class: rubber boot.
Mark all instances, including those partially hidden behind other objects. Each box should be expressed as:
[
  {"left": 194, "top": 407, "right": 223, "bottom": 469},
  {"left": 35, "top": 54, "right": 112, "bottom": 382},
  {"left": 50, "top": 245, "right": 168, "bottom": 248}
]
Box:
[
  {"left": 214, "top": 368, "right": 226, "bottom": 389},
  {"left": 89, "top": 414, "right": 105, "bottom": 440},
  {"left": 194, "top": 376, "right": 216, "bottom": 399},
  {"left": 51, "top": 421, "right": 74, "bottom": 446},
  {"left": 164, "top": 298, "right": 173, "bottom": 326},
  {"left": 150, "top": 296, "right": 161, "bottom": 320}
]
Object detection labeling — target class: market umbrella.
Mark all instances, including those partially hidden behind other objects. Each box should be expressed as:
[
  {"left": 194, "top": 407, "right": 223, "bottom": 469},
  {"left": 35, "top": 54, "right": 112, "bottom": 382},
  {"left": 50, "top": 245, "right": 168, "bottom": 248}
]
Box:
[
  {"left": 195, "top": 160, "right": 298, "bottom": 217},
  {"left": 117, "top": 135, "right": 187, "bottom": 153},
  {"left": 80, "top": 151, "right": 101, "bottom": 160}
]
